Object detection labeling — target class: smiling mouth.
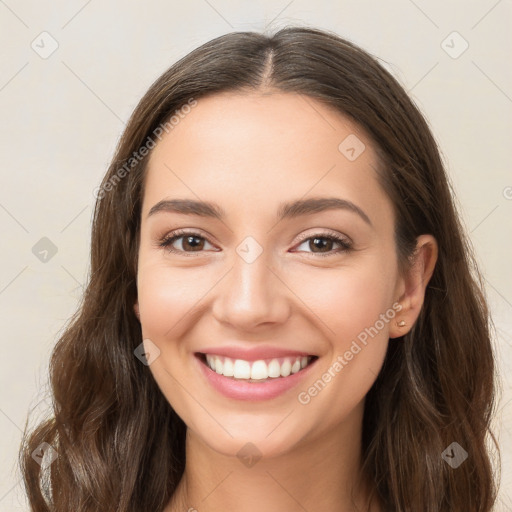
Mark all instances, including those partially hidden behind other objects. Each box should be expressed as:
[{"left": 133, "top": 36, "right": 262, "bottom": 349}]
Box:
[{"left": 196, "top": 353, "right": 318, "bottom": 382}]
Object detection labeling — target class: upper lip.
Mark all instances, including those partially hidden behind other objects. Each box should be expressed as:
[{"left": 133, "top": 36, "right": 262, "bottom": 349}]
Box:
[{"left": 197, "top": 345, "right": 316, "bottom": 361}]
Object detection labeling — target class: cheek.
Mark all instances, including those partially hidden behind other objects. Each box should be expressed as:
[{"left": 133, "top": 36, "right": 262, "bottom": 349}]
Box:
[
  {"left": 136, "top": 261, "right": 214, "bottom": 340},
  {"left": 288, "top": 256, "right": 398, "bottom": 346},
  {"left": 288, "top": 257, "right": 397, "bottom": 425},
  {"left": 136, "top": 262, "right": 216, "bottom": 428}
]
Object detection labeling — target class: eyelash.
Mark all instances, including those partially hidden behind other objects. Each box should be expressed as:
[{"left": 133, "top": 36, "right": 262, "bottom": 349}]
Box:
[{"left": 158, "top": 229, "right": 352, "bottom": 258}]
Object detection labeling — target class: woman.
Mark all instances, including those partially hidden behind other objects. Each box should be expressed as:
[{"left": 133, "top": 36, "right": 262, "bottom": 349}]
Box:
[{"left": 20, "top": 26, "right": 499, "bottom": 511}]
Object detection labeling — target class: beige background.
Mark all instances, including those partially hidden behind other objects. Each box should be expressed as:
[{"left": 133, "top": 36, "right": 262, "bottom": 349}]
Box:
[{"left": 0, "top": 0, "right": 511, "bottom": 510}]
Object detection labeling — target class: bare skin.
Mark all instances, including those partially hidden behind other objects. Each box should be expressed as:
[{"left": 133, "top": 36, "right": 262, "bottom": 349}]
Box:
[{"left": 133, "top": 91, "right": 438, "bottom": 512}]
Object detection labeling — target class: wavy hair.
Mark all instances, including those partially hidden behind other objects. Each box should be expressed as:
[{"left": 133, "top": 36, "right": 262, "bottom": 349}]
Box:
[{"left": 20, "top": 26, "right": 500, "bottom": 511}]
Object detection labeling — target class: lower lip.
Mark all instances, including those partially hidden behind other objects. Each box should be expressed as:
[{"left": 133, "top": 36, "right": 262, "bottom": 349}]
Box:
[{"left": 195, "top": 354, "right": 318, "bottom": 401}]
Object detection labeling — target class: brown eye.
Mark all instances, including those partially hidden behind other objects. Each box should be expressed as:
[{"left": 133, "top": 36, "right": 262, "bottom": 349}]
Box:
[
  {"left": 159, "top": 231, "right": 217, "bottom": 254},
  {"left": 294, "top": 233, "right": 352, "bottom": 257},
  {"left": 179, "top": 235, "right": 205, "bottom": 251},
  {"left": 308, "top": 237, "right": 335, "bottom": 253}
]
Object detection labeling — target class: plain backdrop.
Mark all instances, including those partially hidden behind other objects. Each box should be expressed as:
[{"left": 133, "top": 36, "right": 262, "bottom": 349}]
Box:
[{"left": 0, "top": 1, "right": 511, "bottom": 510}]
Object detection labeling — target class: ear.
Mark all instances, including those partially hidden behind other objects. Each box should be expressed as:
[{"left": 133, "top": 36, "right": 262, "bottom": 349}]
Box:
[
  {"left": 389, "top": 234, "right": 438, "bottom": 339},
  {"left": 134, "top": 301, "right": 140, "bottom": 321}
]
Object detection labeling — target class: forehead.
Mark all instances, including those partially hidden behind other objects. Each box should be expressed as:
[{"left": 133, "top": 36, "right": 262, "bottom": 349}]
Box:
[{"left": 141, "top": 92, "right": 393, "bottom": 228}]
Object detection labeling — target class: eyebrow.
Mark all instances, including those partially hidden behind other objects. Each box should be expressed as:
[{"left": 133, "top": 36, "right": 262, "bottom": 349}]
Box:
[{"left": 147, "top": 197, "right": 372, "bottom": 226}]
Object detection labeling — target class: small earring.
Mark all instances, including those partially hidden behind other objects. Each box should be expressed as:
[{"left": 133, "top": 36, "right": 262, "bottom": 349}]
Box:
[{"left": 397, "top": 320, "right": 406, "bottom": 327}]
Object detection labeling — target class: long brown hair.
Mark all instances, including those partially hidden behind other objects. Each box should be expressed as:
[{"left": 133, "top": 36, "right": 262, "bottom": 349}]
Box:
[{"left": 19, "top": 26, "right": 500, "bottom": 511}]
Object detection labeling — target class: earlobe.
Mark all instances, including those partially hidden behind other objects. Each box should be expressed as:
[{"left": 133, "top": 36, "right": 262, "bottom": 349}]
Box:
[
  {"left": 134, "top": 302, "right": 140, "bottom": 321},
  {"left": 389, "top": 234, "right": 438, "bottom": 339}
]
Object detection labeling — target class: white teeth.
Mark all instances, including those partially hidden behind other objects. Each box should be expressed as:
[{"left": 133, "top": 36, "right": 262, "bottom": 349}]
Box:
[
  {"left": 268, "top": 359, "right": 281, "bottom": 378},
  {"left": 250, "top": 360, "right": 268, "bottom": 380},
  {"left": 280, "top": 359, "right": 292, "bottom": 377},
  {"left": 233, "top": 359, "right": 251, "bottom": 379},
  {"left": 203, "top": 354, "right": 314, "bottom": 380},
  {"left": 291, "top": 359, "right": 301, "bottom": 374},
  {"left": 223, "top": 357, "right": 234, "bottom": 377}
]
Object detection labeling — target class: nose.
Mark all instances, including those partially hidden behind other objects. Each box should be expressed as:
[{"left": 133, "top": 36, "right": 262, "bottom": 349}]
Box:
[{"left": 211, "top": 247, "right": 291, "bottom": 331}]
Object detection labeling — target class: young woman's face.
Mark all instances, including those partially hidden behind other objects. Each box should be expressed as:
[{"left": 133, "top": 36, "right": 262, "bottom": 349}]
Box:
[{"left": 135, "top": 91, "right": 407, "bottom": 458}]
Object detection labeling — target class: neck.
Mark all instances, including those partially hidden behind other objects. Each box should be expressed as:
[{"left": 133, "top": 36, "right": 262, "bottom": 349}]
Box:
[{"left": 165, "top": 401, "right": 382, "bottom": 512}]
